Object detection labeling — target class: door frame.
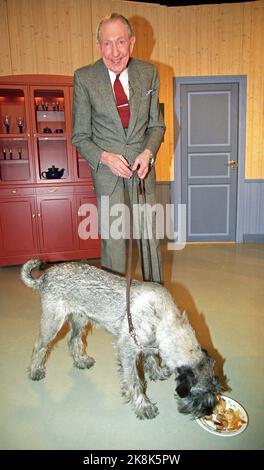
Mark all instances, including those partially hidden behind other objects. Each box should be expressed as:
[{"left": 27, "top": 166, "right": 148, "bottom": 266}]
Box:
[{"left": 172, "top": 75, "right": 247, "bottom": 242}]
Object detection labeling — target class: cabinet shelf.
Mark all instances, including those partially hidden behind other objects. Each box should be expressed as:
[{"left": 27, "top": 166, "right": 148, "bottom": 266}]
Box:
[
  {"left": 36, "top": 110, "right": 65, "bottom": 121},
  {"left": 0, "top": 133, "right": 28, "bottom": 139},
  {"left": 40, "top": 178, "right": 67, "bottom": 181},
  {"left": 0, "top": 159, "right": 29, "bottom": 163},
  {"left": 37, "top": 134, "right": 66, "bottom": 140}
]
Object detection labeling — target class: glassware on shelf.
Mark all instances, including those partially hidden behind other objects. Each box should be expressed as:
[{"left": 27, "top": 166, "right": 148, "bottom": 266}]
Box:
[
  {"left": 2, "top": 147, "right": 7, "bottom": 160},
  {"left": 35, "top": 99, "right": 39, "bottom": 111},
  {"left": 18, "top": 148, "right": 22, "bottom": 160},
  {"left": 9, "top": 149, "right": 13, "bottom": 160},
  {"left": 16, "top": 116, "right": 24, "bottom": 134},
  {"left": 3, "top": 115, "right": 11, "bottom": 134}
]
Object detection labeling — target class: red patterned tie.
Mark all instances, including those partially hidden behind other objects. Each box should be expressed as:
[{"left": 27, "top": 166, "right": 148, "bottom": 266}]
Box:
[{"left": 113, "top": 74, "right": 130, "bottom": 128}]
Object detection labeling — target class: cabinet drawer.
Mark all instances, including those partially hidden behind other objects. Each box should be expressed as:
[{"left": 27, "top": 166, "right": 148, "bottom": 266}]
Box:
[
  {"left": 36, "top": 185, "right": 73, "bottom": 195},
  {"left": 0, "top": 187, "right": 35, "bottom": 197},
  {"left": 75, "top": 183, "right": 95, "bottom": 194}
]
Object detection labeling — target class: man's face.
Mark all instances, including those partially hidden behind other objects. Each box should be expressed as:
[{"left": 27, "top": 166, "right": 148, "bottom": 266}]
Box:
[{"left": 97, "top": 19, "right": 135, "bottom": 74}]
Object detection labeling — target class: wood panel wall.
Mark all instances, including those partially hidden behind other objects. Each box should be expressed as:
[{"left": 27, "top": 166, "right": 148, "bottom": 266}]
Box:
[
  {"left": 0, "top": 0, "right": 263, "bottom": 180},
  {"left": 3, "top": 0, "right": 93, "bottom": 74},
  {"left": 0, "top": 0, "right": 11, "bottom": 75}
]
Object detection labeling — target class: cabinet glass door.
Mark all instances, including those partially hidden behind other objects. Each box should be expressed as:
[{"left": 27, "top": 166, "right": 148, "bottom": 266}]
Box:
[
  {"left": 0, "top": 86, "right": 33, "bottom": 182},
  {"left": 31, "top": 87, "right": 72, "bottom": 181},
  {"left": 0, "top": 137, "right": 31, "bottom": 181},
  {"left": 37, "top": 136, "right": 68, "bottom": 180},
  {"left": 34, "top": 89, "right": 65, "bottom": 134},
  {"left": 0, "top": 87, "right": 28, "bottom": 135}
]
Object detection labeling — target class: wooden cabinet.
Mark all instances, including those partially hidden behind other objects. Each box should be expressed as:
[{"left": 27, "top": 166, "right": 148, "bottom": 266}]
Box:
[{"left": 0, "top": 76, "right": 100, "bottom": 265}]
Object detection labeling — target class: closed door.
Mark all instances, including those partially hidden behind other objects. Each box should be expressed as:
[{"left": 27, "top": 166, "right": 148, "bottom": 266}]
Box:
[
  {"left": 37, "top": 195, "right": 77, "bottom": 253},
  {"left": 180, "top": 83, "right": 239, "bottom": 241},
  {"left": 0, "top": 198, "right": 37, "bottom": 256}
]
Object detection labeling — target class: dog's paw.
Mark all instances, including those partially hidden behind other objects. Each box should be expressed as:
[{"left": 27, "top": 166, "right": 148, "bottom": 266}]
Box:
[
  {"left": 135, "top": 401, "right": 159, "bottom": 420},
  {"left": 74, "top": 356, "right": 95, "bottom": 370},
  {"left": 29, "top": 367, "right": 46, "bottom": 381}
]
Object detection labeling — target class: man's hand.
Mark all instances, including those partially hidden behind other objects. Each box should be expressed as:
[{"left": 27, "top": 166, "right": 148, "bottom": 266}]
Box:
[
  {"left": 100, "top": 151, "right": 132, "bottom": 178},
  {"left": 132, "top": 149, "right": 153, "bottom": 179}
]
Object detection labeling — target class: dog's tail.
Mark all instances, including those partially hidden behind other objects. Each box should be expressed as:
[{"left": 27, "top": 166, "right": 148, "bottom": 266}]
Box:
[{"left": 21, "top": 258, "right": 44, "bottom": 290}]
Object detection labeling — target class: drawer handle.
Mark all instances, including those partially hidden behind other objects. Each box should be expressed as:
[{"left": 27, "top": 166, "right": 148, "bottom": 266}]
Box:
[
  {"left": 49, "top": 187, "right": 58, "bottom": 193},
  {"left": 11, "top": 189, "right": 17, "bottom": 194}
]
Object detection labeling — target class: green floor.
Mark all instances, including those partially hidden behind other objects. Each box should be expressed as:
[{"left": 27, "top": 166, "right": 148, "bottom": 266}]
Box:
[{"left": 0, "top": 244, "right": 263, "bottom": 450}]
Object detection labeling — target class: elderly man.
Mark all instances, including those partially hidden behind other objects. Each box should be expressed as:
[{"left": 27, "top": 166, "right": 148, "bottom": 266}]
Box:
[{"left": 72, "top": 13, "right": 165, "bottom": 282}]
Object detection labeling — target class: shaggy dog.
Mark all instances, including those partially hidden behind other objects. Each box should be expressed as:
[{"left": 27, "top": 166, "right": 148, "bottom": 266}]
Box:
[{"left": 21, "top": 259, "right": 221, "bottom": 419}]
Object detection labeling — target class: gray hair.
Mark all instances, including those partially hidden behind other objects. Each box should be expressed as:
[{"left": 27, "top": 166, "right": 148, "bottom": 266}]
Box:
[{"left": 96, "top": 13, "right": 133, "bottom": 42}]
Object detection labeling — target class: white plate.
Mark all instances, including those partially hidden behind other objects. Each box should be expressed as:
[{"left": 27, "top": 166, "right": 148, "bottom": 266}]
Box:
[{"left": 196, "top": 395, "right": 248, "bottom": 437}]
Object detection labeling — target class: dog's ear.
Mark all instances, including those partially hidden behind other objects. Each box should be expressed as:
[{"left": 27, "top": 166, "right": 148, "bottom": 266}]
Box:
[{"left": 176, "top": 366, "right": 197, "bottom": 398}]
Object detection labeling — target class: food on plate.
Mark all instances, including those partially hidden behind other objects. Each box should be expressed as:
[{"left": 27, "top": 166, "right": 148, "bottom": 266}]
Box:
[{"left": 204, "top": 396, "right": 247, "bottom": 432}]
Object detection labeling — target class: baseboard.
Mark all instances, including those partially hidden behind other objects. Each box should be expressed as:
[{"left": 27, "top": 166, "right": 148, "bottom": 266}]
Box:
[{"left": 243, "top": 234, "right": 264, "bottom": 243}]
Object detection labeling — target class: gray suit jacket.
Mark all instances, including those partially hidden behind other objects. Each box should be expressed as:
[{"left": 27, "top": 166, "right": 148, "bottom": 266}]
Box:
[{"left": 71, "top": 58, "right": 165, "bottom": 196}]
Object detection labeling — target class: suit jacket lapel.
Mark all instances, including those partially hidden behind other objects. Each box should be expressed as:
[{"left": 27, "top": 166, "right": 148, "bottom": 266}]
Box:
[{"left": 127, "top": 59, "right": 142, "bottom": 139}]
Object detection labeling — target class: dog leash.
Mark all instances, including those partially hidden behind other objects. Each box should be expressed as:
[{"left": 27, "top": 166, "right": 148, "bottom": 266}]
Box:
[
  {"left": 125, "top": 171, "right": 154, "bottom": 348},
  {"left": 125, "top": 172, "right": 139, "bottom": 346},
  {"left": 138, "top": 176, "right": 154, "bottom": 283}
]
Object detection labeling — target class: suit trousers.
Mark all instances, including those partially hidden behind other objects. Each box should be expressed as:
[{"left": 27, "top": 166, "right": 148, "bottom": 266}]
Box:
[{"left": 97, "top": 177, "right": 163, "bottom": 283}]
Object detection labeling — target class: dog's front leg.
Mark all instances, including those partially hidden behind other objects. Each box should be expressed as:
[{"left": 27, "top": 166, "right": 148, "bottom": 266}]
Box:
[
  {"left": 144, "top": 353, "right": 172, "bottom": 381},
  {"left": 117, "top": 337, "right": 159, "bottom": 420}
]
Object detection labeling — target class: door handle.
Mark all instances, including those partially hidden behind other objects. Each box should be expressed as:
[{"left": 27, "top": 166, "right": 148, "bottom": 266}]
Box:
[{"left": 227, "top": 160, "right": 238, "bottom": 170}]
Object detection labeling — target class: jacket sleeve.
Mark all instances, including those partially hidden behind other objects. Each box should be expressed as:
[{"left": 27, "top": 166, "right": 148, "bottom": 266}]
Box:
[
  {"left": 71, "top": 71, "right": 102, "bottom": 171},
  {"left": 143, "top": 66, "right": 166, "bottom": 158}
]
